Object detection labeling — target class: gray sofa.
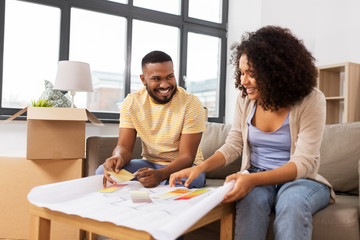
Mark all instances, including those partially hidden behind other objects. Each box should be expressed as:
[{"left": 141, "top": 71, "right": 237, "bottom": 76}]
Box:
[{"left": 86, "top": 121, "right": 360, "bottom": 240}]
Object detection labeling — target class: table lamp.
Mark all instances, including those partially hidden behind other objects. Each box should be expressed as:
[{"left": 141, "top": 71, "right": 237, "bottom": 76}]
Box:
[{"left": 54, "top": 60, "right": 93, "bottom": 108}]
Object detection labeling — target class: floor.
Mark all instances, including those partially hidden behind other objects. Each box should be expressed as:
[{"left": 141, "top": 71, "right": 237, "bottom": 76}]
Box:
[{"left": 184, "top": 221, "right": 220, "bottom": 240}]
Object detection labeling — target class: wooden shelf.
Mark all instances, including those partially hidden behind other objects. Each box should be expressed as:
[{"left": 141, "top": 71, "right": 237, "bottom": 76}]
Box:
[
  {"left": 325, "top": 96, "right": 345, "bottom": 101},
  {"left": 317, "top": 62, "right": 360, "bottom": 124}
]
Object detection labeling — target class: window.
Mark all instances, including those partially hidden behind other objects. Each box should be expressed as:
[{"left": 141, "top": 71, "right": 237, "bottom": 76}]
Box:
[
  {"left": 1, "top": 0, "right": 60, "bottom": 109},
  {"left": 133, "top": 0, "right": 181, "bottom": 15},
  {"left": 0, "top": 0, "right": 228, "bottom": 122},
  {"left": 131, "top": 20, "right": 180, "bottom": 93},
  {"left": 186, "top": 32, "right": 221, "bottom": 117},
  {"left": 107, "top": 0, "right": 127, "bottom": 4},
  {"left": 189, "top": 0, "right": 223, "bottom": 23},
  {"left": 69, "top": 8, "right": 127, "bottom": 112}
]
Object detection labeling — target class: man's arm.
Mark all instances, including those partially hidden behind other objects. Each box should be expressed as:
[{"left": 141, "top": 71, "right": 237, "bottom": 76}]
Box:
[
  {"left": 103, "top": 127, "right": 137, "bottom": 186},
  {"left": 159, "top": 132, "right": 203, "bottom": 178},
  {"left": 135, "top": 132, "right": 202, "bottom": 187}
]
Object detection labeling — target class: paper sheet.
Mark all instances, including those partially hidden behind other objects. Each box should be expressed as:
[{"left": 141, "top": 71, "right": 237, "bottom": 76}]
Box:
[
  {"left": 107, "top": 169, "right": 135, "bottom": 182},
  {"left": 27, "top": 175, "right": 234, "bottom": 240}
]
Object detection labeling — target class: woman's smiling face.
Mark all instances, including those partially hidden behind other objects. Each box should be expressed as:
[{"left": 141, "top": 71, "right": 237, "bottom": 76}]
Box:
[{"left": 239, "top": 54, "right": 260, "bottom": 101}]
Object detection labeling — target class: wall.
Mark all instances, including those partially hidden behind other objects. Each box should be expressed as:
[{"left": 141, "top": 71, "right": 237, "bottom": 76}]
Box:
[
  {"left": 225, "top": 0, "right": 360, "bottom": 123},
  {"left": 261, "top": 0, "right": 360, "bottom": 66},
  {"left": 225, "top": 0, "right": 262, "bottom": 123},
  {"left": 1, "top": 0, "right": 360, "bottom": 155}
]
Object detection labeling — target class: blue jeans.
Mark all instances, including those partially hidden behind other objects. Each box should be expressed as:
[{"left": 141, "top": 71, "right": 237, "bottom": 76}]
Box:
[
  {"left": 95, "top": 159, "right": 206, "bottom": 188},
  {"left": 235, "top": 166, "right": 330, "bottom": 240}
]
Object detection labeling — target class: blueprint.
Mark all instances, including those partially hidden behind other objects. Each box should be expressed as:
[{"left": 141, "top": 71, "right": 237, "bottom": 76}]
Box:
[{"left": 27, "top": 175, "right": 235, "bottom": 240}]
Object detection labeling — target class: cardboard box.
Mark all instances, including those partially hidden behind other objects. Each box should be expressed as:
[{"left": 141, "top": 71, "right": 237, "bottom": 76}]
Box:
[
  {"left": 0, "top": 157, "right": 83, "bottom": 240},
  {"left": 5, "top": 107, "right": 103, "bottom": 160}
]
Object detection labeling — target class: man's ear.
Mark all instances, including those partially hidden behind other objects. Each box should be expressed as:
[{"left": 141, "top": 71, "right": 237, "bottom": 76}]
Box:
[{"left": 140, "top": 74, "right": 146, "bottom": 85}]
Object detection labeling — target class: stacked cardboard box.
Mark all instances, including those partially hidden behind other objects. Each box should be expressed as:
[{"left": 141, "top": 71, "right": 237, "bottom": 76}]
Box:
[{"left": 1, "top": 107, "right": 103, "bottom": 239}]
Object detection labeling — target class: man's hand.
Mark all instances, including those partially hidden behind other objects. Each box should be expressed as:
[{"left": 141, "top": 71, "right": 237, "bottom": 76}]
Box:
[
  {"left": 134, "top": 168, "right": 163, "bottom": 188},
  {"left": 102, "top": 155, "right": 125, "bottom": 187}
]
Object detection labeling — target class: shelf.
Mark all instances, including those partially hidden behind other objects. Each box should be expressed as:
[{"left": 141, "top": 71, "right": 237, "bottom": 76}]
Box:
[
  {"left": 325, "top": 96, "right": 345, "bottom": 101},
  {"left": 317, "top": 62, "right": 360, "bottom": 124},
  {"left": 325, "top": 100, "right": 344, "bottom": 124}
]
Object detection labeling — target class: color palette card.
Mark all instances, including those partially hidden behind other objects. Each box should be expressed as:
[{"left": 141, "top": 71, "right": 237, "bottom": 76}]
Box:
[
  {"left": 174, "top": 189, "right": 209, "bottom": 200},
  {"left": 107, "top": 169, "right": 135, "bottom": 182},
  {"left": 130, "top": 190, "right": 152, "bottom": 203},
  {"left": 98, "top": 184, "right": 127, "bottom": 193},
  {"left": 153, "top": 189, "right": 191, "bottom": 199}
]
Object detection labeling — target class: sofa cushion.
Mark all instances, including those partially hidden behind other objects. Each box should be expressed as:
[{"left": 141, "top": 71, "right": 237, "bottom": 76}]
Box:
[
  {"left": 319, "top": 122, "right": 360, "bottom": 195},
  {"left": 200, "top": 122, "right": 241, "bottom": 179},
  {"left": 205, "top": 178, "right": 225, "bottom": 187},
  {"left": 266, "top": 195, "right": 359, "bottom": 240},
  {"left": 311, "top": 195, "right": 359, "bottom": 240},
  {"left": 85, "top": 136, "right": 142, "bottom": 176}
]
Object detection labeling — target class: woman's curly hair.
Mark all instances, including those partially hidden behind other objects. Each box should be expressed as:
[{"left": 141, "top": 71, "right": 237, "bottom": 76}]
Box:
[{"left": 230, "top": 26, "right": 318, "bottom": 110}]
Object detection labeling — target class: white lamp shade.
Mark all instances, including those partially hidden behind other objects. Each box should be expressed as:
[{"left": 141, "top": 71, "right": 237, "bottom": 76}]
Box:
[{"left": 54, "top": 61, "right": 93, "bottom": 92}]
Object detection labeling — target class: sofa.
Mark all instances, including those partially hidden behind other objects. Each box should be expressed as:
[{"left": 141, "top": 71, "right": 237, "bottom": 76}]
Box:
[{"left": 85, "top": 121, "right": 360, "bottom": 240}]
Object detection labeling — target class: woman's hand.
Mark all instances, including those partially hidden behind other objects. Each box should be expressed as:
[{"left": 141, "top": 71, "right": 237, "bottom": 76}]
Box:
[
  {"left": 169, "top": 165, "right": 204, "bottom": 187},
  {"left": 221, "top": 173, "right": 256, "bottom": 204}
]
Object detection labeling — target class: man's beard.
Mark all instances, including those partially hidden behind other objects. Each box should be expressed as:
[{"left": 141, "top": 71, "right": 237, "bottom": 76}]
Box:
[{"left": 146, "top": 84, "right": 177, "bottom": 104}]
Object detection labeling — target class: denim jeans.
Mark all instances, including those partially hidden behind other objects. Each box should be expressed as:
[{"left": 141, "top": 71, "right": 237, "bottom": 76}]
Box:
[
  {"left": 95, "top": 159, "right": 206, "bottom": 188},
  {"left": 235, "top": 166, "right": 330, "bottom": 240}
]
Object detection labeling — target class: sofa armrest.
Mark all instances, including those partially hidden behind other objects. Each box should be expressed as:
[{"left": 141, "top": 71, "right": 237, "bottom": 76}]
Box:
[{"left": 85, "top": 136, "right": 142, "bottom": 177}]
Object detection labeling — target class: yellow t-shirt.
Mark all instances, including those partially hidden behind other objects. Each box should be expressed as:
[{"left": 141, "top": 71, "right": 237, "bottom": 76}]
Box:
[{"left": 120, "top": 86, "right": 206, "bottom": 165}]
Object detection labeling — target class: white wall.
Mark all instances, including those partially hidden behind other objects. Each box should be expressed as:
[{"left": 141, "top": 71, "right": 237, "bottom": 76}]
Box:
[
  {"left": 225, "top": 0, "right": 360, "bottom": 123},
  {"left": 260, "top": 0, "right": 360, "bottom": 66},
  {"left": 1, "top": 0, "right": 360, "bottom": 155},
  {"left": 225, "top": 0, "right": 262, "bottom": 123}
]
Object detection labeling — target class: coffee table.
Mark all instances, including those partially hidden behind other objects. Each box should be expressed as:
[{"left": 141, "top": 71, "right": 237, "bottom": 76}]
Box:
[{"left": 29, "top": 201, "right": 235, "bottom": 240}]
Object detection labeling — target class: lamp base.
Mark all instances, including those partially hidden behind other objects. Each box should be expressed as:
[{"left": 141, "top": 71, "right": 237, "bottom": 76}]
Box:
[{"left": 70, "top": 90, "right": 76, "bottom": 108}]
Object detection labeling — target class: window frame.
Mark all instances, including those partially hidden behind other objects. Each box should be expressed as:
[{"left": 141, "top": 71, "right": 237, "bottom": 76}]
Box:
[{"left": 0, "top": 0, "right": 228, "bottom": 123}]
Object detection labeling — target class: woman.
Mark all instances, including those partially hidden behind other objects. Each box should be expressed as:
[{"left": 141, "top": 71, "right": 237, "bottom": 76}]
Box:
[{"left": 169, "top": 26, "right": 334, "bottom": 240}]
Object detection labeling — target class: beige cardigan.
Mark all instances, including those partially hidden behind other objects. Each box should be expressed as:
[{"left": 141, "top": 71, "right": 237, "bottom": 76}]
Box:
[{"left": 218, "top": 88, "right": 335, "bottom": 202}]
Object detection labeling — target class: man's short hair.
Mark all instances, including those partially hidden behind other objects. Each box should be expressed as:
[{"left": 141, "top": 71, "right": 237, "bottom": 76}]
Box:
[{"left": 141, "top": 50, "right": 173, "bottom": 69}]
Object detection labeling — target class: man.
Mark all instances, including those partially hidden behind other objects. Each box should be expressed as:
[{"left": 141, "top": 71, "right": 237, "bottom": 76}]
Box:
[{"left": 96, "top": 50, "right": 206, "bottom": 188}]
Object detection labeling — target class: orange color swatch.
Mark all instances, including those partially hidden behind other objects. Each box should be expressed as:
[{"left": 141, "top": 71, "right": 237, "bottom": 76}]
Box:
[
  {"left": 153, "top": 189, "right": 191, "bottom": 199},
  {"left": 174, "top": 189, "right": 209, "bottom": 200}
]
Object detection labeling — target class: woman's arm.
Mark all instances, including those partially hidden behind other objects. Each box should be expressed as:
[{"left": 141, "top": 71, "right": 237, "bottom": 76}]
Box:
[{"left": 222, "top": 162, "right": 297, "bottom": 203}]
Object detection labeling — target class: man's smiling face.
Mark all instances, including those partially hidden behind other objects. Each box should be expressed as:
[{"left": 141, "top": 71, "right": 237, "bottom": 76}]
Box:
[{"left": 140, "top": 61, "right": 177, "bottom": 104}]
